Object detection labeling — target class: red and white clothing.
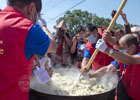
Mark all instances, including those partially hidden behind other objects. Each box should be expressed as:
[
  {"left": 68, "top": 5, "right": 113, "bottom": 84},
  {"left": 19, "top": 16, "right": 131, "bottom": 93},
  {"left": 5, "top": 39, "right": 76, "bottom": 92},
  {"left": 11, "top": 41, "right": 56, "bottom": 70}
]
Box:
[
  {"left": 111, "top": 48, "right": 140, "bottom": 100},
  {"left": 0, "top": 6, "right": 50, "bottom": 100},
  {"left": 83, "top": 33, "right": 114, "bottom": 70}
]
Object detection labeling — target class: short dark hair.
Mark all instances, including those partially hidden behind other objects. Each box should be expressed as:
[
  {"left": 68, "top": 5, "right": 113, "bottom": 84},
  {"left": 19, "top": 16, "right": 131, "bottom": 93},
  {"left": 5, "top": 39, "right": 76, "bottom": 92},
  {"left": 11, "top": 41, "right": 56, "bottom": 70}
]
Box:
[
  {"left": 86, "top": 24, "right": 97, "bottom": 32},
  {"left": 7, "top": 0, "right": 42, "bottom": 12},
  {"left": 0, "top": 9, "right": 2, "bottom": 12},
  {"left": 133, "top": 32, "right": 140, "bottom": 42},
  {"left": 115, "top": 29, "right": 124, "bottom": 35},
  {"left": 126, "top": 36, "right": 139, "bottom": 48},
  {"left": 77, "top": 26, "right": 85, "bottom": 33},
  {"left": 35, "top": 0, "right": 42, "bottom": 13}
]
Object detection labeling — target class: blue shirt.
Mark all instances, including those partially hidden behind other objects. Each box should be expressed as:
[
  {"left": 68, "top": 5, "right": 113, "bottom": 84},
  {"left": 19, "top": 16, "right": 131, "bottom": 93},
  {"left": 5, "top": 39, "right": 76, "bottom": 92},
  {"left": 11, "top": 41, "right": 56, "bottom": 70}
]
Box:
[
  {"left": 83, "top": 48, "right": 91, "bottom": 59},
  {"left": 137, "top": 52, "right": 140, "bottom": 56},
  {"left": 25, "top": 24, "right": 50, "bottom": 60},
  {"left": 111, "top": 60, "right": 120, "bottom": 69},
  {"left": 83, "top": 43, "right": 96, "bottom": 59}
]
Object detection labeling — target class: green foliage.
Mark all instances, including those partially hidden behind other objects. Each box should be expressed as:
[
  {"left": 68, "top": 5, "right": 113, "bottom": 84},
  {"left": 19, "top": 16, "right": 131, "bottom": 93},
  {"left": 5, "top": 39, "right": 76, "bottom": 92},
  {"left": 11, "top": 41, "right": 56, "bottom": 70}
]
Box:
[
  {"left": 130, "top": 24, "right": 138, "bottom": 27},
  {"left": 57, "top": 10, "right": 93, "bottom": 36},
  {"left": 56, "top": 9, "right": 131, "bottom": 36}
]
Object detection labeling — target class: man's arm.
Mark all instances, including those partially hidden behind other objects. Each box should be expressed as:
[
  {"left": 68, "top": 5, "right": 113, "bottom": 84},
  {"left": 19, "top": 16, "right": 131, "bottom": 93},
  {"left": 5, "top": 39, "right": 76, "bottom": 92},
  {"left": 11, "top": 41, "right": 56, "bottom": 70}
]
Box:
[
  {"left": 120, "top": 12, "right": 129, "bottom": 26},
  {"left": 80, "top": 47, "right": 92, "bottom": 74},
  {"left": 70, "top": 42, "right": 77, "bottom": 54},
  {"left": 120, "top": 12, "right": 131, "bottom": 34},
  {"left": 70, "top": 36, "right": 77, "bottom": 54},
  {"left": 96, "top": 39, "right": 140, "bottom": 65},
  {"left": 105, "top": 48, "right": 140, "bottom": 65},
  {"left": 41, "top": 26, "right": 56, "bottom": 54},
  {"left": 81, "top": 58, "right": 90, "bottom": 74},
  {"left": 41, "top": 26, "right": 55, "bottom": 40},
  {"left": 34, "top": 55, "right": 41, "bottom": 67},
  {"left": 37, "top": 18, "right": 56, "bottom": 54},
  {"left": 89, "top": 64, "right": 117, "bottom": 78}
]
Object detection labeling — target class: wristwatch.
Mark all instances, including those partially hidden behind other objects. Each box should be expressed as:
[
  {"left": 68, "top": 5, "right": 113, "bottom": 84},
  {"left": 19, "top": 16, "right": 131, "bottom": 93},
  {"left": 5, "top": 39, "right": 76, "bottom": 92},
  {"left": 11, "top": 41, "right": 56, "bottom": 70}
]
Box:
[{"left": 109, "top": 49, "right": 114, "bottom": 56}]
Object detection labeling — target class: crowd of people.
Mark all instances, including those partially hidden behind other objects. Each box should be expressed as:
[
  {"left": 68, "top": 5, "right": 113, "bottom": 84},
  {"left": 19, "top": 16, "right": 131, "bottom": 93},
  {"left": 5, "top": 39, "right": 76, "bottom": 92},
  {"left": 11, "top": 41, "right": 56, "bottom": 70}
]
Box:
[{"left": 0, "top": 0, "right": 140, "bottom": 100}]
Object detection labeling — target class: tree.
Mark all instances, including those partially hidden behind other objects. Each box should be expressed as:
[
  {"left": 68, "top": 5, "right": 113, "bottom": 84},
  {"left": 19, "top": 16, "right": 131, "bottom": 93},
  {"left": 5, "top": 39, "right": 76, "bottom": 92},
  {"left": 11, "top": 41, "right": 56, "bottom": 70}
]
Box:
[
  {"left": 56, "top": 10, "right": 125, "bottom": 36},
  {"left": 57, "top": 10, "right": 93, "bottom": 36}
]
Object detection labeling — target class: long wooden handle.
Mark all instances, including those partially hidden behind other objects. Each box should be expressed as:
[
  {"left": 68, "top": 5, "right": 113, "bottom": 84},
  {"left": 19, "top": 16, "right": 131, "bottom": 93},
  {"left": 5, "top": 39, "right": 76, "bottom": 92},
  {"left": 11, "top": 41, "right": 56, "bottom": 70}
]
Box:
[{"left": 86, "top": 0, "right": 127, "bottom": 70}]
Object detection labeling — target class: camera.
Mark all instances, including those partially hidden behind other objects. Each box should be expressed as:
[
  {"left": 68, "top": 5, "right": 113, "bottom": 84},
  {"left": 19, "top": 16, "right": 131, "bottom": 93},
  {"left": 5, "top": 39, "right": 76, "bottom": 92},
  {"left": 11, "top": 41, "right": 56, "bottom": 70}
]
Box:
[
  {"left": 77, "top": 37, "right": 83, "bottom": 40},
  {"left": 58, "top": 28, "right": 65, "bottom": 35},
  {"left": 80, "top": 37, "right": 83, "bottom": 40}
]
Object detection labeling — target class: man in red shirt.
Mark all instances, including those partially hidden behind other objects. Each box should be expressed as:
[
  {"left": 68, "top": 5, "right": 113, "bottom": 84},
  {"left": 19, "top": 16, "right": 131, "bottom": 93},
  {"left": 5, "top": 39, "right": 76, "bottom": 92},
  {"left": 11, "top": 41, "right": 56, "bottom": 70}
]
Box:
[
  {"left": 0, "top": 0, "right": 56, "bottom": 100},
  {"left": 80, "top": 24, "right": 114, "bottom": 72},
  {"left": 94, "top": 34, "right": 140, "bottom": 100}
]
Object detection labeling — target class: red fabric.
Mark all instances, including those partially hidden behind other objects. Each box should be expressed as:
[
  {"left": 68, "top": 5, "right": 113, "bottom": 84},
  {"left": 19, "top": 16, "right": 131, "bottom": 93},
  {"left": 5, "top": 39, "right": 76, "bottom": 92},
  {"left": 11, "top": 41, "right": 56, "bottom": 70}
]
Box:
[
  {"left": 98, "top": 27, "right": 105, "bottom": 32},
  {"left": 0, "top": 6, "right": 34, "bottom": 100},
  {"left": 115, "top": 88, "right": 117, "bottom": 100},
  {"left": 77, "top": 61, "right": 81, "bottom": 69},
  {"left": 56, "top": 36, "right": 64, "bottom": 63},
  {"left": 86, "top": 41, "right": 114, "bottom": 70},
  {"left": 118, "top": 63, "right": 133, "bottom": 94},
  {"left": 118, "top": 47, "right": 140, "bottom": 100}
]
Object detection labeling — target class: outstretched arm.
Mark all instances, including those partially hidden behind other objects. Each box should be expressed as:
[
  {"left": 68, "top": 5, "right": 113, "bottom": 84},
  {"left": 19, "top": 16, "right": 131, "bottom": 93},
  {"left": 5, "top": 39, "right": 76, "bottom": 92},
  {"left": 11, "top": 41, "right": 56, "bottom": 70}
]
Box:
[
  {"left": 105, "top": 48, "right": 140, "bottom": 65},
  {"left": 120, "top": 11, "right": 131, "bottom": 33},
  {"left": 89, "top": 64, "right": 117, "bottom": 78}
]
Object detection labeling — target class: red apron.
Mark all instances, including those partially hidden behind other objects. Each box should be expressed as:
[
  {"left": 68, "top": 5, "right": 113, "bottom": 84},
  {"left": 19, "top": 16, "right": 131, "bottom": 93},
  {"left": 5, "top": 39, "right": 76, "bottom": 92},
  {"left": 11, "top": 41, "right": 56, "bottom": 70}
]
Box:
[
  {"left": 0, "top": 6, "right": 34, "bottom": 100},
  {"left": 118, "top": 47, "right": 140, "bottom": 100},
  {"left": 86, "top": 33, "right": 114, "bottom": 70}
]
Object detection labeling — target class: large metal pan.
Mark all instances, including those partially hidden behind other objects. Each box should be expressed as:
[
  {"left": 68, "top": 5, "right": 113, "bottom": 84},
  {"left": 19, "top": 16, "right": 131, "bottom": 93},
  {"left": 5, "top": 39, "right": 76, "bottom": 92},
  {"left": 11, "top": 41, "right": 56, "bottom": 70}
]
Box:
[{"left": 30, "top": 88, "right": 115, "bottom": 100}]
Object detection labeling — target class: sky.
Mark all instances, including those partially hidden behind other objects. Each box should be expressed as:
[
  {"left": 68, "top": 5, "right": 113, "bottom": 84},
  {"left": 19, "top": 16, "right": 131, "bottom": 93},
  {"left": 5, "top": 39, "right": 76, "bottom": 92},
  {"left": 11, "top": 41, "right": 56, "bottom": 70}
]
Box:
[{"left": 0, "top": 0, "right": 140, "bottom": 33}]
